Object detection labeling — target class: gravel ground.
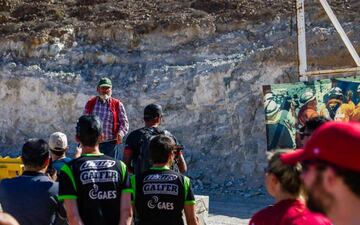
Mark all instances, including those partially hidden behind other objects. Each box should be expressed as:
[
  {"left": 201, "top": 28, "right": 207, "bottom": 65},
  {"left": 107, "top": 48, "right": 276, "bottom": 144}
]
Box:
[
  {"left": 207, "top": 195, "right": 273, "bottom": 225},
  {"left": 208, "top": 215, "right": 249, "bottom": 225}
]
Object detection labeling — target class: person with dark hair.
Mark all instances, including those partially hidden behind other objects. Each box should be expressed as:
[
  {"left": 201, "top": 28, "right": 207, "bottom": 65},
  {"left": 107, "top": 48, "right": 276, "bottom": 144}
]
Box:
[
  {"left": 297, "top": 116, "right": 329, "bottom": 148},
  {"left": 123, "top": 103, "right": 187, "bottom": 175},
  {"left": 249, "top": 150, "right": 332, "bottom": 225},
  {"left": 83, "top": 77, "right": 129, "bottom": 158},
  {"left": 131, "top": 135, "right": 198, "bottom": 225},
  {"left": 281, "top": 122, "right": 360, "bottom": 225},
  {"left": 58, "top": 115, "right": 132, "bottom": 225},
  {"left": 0, "top": 138, "right": 66, "bottom": 225}
]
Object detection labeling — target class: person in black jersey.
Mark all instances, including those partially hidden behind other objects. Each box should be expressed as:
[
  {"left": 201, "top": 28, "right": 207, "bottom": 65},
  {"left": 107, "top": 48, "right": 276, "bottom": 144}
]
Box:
[
  {"left": 123, "top": 104, "right": 187, "bottom": 175},
  {"left": 131, "top": 135, "right": 198, "bottom": 225},
  {"left": 58, "top": 115, "right": 132, "bottom": 225}
]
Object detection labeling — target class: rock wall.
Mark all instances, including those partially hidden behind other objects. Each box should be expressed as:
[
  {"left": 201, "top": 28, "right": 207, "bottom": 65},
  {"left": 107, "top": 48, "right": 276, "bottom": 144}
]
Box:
[{"left": 0, "top": 0, "right": 359, "bottom": 192}]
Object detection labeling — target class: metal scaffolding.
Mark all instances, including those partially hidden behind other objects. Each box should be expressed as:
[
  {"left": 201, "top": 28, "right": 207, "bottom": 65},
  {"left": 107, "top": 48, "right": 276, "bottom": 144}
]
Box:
[{"left": 296, "top": 0, "right": 360, "bottom": 81}]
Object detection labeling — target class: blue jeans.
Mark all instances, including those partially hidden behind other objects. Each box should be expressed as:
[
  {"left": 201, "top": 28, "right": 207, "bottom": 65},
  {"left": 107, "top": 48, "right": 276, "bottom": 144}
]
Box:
[{"left": 99, "top": 141, "right": 119, "bottom": 159}]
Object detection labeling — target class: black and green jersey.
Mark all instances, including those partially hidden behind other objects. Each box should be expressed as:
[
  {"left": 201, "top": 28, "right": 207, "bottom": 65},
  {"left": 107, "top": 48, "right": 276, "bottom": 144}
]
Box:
[
  {"left": 131, "top": 166, "right": 195, "bottom": 225},
  {"left": 58, "top": 154, "right": 131, "bottom": 225}
]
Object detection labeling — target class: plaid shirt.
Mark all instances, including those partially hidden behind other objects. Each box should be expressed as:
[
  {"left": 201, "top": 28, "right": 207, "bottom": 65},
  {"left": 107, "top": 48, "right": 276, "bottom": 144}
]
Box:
[{"left": 84, "top": 97, "right": 129, "bottom": 141}]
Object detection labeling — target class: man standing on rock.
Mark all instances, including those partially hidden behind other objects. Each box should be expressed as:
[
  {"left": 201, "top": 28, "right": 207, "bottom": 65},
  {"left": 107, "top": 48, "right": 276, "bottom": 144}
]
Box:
[
  {"left": 84, "top": 77, "right": 129, "bottom": 158},
  {"left": 123, "top": 103, "right": 187, "bottom": 175}
]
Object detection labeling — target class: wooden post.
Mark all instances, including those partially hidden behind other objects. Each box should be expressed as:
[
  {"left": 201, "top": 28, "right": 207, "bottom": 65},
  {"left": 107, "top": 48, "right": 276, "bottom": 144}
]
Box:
[{"left": 296, "top": 0, "right": 308, "bottom": 81}]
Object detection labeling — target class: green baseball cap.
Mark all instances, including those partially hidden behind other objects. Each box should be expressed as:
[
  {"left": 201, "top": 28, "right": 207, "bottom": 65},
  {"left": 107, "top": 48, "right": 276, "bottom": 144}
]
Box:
[{"left": 97, "top": 77, "right": 112, "bottom": 87}]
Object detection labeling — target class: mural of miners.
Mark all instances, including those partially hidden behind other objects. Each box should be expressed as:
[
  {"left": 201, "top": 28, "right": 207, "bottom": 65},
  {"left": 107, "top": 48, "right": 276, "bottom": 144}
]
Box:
[{"left": 263, "top": 77, "right": 360, "bottom": 151}]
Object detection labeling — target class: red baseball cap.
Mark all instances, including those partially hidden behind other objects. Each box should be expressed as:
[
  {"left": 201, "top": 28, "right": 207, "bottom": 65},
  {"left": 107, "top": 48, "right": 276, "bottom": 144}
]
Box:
[{"left": 281, "top": 122, "right": 360, "bottom": 173}]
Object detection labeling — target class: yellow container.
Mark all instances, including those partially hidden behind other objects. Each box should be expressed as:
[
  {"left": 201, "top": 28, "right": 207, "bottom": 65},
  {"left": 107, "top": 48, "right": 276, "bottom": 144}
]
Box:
[{"left": 0, "top": 156, "right": 24, "bottom": 179}]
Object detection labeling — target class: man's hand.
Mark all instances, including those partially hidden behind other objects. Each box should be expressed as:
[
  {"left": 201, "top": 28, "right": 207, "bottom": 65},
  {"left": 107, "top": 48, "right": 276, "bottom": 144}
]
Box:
[
  {"left": 116, "top": 133, "right": 123, "bottom": 144},
  {"left": 176, "top": 152, "right": 187, "bottom": 173},
  {"left": 74, "top": 145, "right": 82, "bottom": 158}
]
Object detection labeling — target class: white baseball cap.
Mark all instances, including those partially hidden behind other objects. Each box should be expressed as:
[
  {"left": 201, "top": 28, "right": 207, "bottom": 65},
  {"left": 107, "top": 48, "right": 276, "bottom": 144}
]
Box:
[{"left": 49, "top": 132, "right": 68, "bottom": 151}]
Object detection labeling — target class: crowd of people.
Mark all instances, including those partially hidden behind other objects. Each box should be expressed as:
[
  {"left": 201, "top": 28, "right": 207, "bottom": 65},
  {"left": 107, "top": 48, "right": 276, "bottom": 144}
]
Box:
[
  {"left": 0, "top": 77, "right": 359, "bottom": 225},
  {"left": 0, "top": 78, "right": 197, "bottom": 225}
]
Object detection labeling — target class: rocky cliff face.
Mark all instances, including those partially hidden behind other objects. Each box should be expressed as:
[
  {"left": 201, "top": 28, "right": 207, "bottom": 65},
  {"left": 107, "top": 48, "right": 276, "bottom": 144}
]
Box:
[{"left": 0, "top": 0, "right": 359, "bottom": 192}]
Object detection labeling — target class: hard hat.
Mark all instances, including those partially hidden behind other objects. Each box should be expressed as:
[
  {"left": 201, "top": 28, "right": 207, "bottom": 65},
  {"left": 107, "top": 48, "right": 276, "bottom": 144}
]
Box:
[
  {"left": 300, "top": 91, "right": 316, "bottom": 105},
  {"left": 265, "top": 100, "right": 280, "bottom": 118},
  {"left": 264, "top": 92, "right": 274, "bottom": 102},
  {"left": 329, "top": 87, "right": 343, "bottom": 99}
]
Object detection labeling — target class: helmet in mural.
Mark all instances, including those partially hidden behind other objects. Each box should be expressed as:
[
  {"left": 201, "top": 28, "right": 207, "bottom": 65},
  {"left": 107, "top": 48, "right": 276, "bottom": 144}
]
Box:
[
  {"left": 329, "top": 87, "right": 343, "bottom": 100},
  {"left": 264, "top": 92, "right": 274, "bottom": 102},
  {"left": 300, "top": 91, "right": 316, "bottom": 105},
  {"left": 265, "top": 100, "right": 280, "bottom": 118}
]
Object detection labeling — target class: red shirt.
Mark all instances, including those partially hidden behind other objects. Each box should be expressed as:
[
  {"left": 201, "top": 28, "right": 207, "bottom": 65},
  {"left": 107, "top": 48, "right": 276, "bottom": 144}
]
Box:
[{"left": 249, "top": 199, "right": 332, "bottom": 225}]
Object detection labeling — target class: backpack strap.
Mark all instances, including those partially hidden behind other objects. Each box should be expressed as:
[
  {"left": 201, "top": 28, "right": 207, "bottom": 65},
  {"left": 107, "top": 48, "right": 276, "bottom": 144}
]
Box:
[{"left": 134, "top": 128, "right": 165, "bottom": 175}]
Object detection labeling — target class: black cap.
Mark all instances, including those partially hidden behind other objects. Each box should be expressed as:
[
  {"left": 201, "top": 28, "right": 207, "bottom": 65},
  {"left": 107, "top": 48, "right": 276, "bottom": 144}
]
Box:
[
  {"left": 144, "top": 104, "right": 163, "bottom": 120},
  {"left": 76, "top": 115, "right": 103, "bottom": 137},
  {"left": 22, "top": 139, "right": 49, "bottom": 165}
]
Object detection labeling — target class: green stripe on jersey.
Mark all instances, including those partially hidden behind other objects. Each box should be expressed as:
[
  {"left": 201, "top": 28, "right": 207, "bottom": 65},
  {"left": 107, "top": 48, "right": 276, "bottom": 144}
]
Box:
[
  {"left": 58, "top": 195, "right": 77, "bottom": 201},
  {"left": 130, "top": 175, "right": 136, "bottom": 201},
  {"left": 122, "top": 189, "right": 133, "bottom": 194},
  {"left": 185, "top": 200, "right": 196, "bottom": 205},
  {"left": 60, "top": 164, "right": 77, "bottom": 191},
  {"left": 119, "top": 161, "right": 127, "bottom": 182},
  {"left": 150, "top": 165, "right": 170, "bottom": 170},
  {"left": 81, "top": 153, "right": 104, "bottom": 156},
  {"left": 184, "top": 176, "right": 190, "bottom": 202}
]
